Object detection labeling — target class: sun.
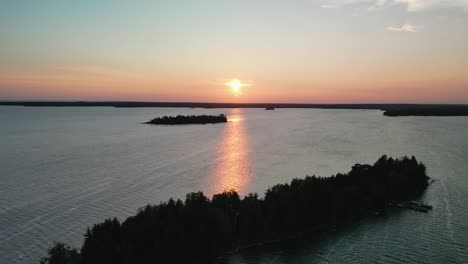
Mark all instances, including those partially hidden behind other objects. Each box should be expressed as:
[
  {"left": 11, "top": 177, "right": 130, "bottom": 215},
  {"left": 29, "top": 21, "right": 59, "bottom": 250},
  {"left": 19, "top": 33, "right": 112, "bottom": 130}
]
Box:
[
  {"left": 230, "top": 79, "right": 242, "bottom": 92},
  {"left": 226, "top": 79, "right": 244, "bottom": 96}
]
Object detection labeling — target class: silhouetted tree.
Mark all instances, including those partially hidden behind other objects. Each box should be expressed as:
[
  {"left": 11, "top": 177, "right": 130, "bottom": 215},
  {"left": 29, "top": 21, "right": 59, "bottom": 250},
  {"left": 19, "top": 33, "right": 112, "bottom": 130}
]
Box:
[{"left": 40, "top": 242, "right": 81, "bottom": 264}]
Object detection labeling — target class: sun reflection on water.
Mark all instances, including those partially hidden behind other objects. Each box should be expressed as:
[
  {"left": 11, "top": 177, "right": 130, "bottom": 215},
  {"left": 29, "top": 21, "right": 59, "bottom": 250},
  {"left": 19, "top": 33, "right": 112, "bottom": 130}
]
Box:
[{"left": 212, "top": 109, "right": 252, "bottom": 195}]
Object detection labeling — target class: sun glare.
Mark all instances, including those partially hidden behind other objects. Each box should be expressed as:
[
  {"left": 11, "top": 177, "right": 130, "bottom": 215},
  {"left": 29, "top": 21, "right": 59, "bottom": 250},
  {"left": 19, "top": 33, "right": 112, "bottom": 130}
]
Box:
[
  {"left": 226, "top": 79, "right": 245, "bottom": 96},
  {"left": 230, "top": 79, "right": 241, "bottom": 91}
]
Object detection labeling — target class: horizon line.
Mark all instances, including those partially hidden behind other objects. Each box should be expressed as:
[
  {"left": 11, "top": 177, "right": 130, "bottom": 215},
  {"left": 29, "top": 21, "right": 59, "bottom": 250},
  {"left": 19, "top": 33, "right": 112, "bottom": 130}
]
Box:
[{"left": 1, "top": 101, "right": 468, "bottom": 107}]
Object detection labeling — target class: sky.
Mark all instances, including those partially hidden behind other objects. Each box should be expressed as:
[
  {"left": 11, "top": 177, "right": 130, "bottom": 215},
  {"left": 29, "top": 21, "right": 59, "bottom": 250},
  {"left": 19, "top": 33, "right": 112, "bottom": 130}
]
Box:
[{"left": 1, "top": 0, "right": 467, "bottom": 103}]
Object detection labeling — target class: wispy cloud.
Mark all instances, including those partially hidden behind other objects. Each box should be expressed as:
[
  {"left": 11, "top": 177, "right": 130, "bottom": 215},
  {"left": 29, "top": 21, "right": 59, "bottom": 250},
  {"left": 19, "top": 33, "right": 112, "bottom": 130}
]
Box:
[
  {"left": 396, "top": 0, "right": 468, "bottom": 11},
  {"left": 320, "top": 4, "right": 340, "bottom": 8},
  {"left": 386, "top": 23, "right": 421, "bottom": 32},
  {"left": 321, "top": 0, "right": 468, "bottom": 11}
]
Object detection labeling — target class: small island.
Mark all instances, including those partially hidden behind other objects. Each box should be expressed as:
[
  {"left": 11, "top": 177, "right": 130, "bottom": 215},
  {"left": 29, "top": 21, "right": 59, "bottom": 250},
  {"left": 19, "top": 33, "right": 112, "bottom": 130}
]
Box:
[
  {"left": 41, "top": 155, "right": 430, "bottom": 264},
  {"left": 144, "top": 114, "right": 227, "bottom": 125}
]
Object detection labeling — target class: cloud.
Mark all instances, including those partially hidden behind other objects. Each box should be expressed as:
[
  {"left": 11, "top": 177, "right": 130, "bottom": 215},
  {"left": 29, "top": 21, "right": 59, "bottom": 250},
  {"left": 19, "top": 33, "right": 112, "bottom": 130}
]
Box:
[
  {"left": 321, "top": 0, "right": 468, "bottom": 11},
  {"left": 386, "top": 23, "right": 421, "bottom": 32},
  {"left": 396, "top": 0, "right": 468, "bottom": 11},
  {"left": 320, "top": 0, "right": 388, "bottom": 10},
  {"left": 320, "top": 4, "right": 340, "bottom": 8}
]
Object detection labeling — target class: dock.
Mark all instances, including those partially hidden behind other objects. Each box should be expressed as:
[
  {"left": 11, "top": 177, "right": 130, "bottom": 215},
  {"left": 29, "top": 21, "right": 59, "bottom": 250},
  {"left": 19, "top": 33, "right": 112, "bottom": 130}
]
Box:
[{"left": 397, "top": 201, "right": 433, "bottom": 213}]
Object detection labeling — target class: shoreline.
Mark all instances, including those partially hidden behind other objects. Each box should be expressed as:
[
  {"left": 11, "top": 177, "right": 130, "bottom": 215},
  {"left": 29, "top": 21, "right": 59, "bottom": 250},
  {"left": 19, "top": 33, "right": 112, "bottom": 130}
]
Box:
[{"left": 3, "top": 102, "right": 468, "bottom": 116}]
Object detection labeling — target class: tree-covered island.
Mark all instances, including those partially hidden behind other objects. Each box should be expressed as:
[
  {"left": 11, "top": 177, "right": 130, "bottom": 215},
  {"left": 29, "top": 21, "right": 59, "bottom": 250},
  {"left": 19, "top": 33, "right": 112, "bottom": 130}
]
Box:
[
  {"left": 41, "top": 155, "right": 430, "bottom": 264},
  {"left": 145, "top": 114, "right": 228, "bottom": 125},
  {"left": 383, "top": 106, "right": 468, "bottom": 116}
]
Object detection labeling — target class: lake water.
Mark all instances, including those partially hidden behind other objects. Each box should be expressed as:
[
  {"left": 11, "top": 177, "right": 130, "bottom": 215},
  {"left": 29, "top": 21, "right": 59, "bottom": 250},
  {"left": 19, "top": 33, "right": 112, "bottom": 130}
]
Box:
[{"left": 1, "top": 107, "right": 467, "bottom": 264}]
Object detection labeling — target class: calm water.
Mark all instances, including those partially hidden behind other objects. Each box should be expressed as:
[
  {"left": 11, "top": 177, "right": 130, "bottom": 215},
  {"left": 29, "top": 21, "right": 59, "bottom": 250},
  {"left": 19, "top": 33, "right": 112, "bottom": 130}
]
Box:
[{"left": 1, "top": 107, "right": 467, "bottom": 264}]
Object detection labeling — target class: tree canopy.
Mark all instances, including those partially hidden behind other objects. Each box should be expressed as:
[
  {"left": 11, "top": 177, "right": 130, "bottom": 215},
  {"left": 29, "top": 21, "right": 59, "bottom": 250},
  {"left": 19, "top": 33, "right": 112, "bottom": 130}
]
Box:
[{"left": 145, "top": 114, "right": 227, "bottom": 125}]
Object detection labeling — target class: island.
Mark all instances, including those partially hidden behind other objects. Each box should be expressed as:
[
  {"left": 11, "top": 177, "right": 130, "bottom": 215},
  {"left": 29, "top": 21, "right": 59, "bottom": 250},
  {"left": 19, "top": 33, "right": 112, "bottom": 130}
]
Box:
[
  {"left": 40, "top": 155, "right": 430, "bottom": 264},
  {"left": 144, "top": 114, "right": 227, "bottom": 125},
  {"left": 383, "top": 106, "right": 468, "bottom": 116}
]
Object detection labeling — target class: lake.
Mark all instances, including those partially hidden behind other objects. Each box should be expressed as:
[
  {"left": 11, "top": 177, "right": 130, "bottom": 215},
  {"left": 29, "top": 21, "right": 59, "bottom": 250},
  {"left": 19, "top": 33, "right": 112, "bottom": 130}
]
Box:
[{"left": 1, "top": 107, "right": 467, "bottom": 264}]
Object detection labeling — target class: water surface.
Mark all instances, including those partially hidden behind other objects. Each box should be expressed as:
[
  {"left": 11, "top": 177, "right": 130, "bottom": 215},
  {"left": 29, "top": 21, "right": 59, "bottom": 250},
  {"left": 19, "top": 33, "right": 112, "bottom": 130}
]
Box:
[{"left": 0, "top": 107, "right": 467, "bottom": 263}]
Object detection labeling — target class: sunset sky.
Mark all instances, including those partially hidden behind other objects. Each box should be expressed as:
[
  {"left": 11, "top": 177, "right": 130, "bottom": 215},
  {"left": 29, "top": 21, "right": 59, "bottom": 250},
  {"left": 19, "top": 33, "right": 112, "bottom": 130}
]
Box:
[{"left": 1, "top": 0, "right": 467, "bottom": 103}]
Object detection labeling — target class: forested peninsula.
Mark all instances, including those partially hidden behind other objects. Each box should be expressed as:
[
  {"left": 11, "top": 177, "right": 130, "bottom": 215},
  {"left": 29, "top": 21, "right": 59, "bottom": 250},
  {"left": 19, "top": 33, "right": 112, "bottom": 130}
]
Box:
[{"left": 41, "top": 155, "right": 430, "bottom": 264}]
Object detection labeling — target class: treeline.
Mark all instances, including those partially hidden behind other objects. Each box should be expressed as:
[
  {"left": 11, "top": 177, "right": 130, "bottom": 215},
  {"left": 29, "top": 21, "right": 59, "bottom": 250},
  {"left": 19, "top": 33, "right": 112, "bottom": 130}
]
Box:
[
  {"left": 145, "top": 114, "right": 227, "bottom": 125},
  {"left": 41, "top": 155, "right": 430, "bottom": 264},
  {"left": 384, "top": 106, "right": 468, "bottom": 116}
]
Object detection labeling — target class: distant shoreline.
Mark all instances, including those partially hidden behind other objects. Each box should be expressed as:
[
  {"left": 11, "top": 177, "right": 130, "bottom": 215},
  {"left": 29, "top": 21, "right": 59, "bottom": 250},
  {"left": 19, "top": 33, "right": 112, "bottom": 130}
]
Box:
[
  {"left": 2, "top": 101, "right": 468, "bottom": 116},
  {"left": 1, "top": 101, "right": 467, "bottom": 109}
]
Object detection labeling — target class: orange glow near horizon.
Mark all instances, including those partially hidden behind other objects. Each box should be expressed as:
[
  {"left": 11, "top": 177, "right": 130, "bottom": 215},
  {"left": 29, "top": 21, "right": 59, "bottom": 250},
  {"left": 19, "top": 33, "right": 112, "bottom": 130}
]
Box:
[
  {"left": 1, "top": 68, "right": 468, "bottom": 103},
  {"left": 211, "top": 109, "right": 252, "bottom": 195}
]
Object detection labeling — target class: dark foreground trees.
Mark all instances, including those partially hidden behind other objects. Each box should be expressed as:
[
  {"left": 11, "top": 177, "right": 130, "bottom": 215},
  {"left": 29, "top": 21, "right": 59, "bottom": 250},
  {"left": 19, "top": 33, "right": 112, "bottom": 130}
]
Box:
[
  {"left": 41, "top": 155, "right": 430, "bottom": 264},
  {"left": 145, "top": 114, "right": 228, "bottom": 125},
  {"left": 40, "top": 243, "right": 81, "bottom": 264}
]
